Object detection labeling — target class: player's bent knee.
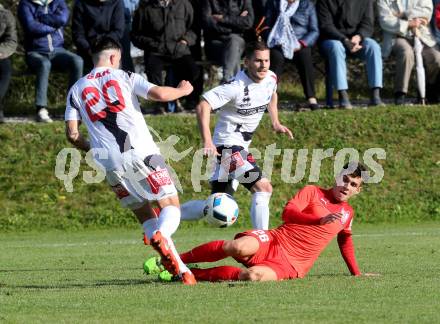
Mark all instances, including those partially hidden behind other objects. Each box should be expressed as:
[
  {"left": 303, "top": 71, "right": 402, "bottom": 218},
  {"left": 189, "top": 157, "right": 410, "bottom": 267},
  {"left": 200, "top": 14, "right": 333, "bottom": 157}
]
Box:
[
  {"left": 252, "top": 179, "right": 272, "bottom": 194},
  {"left": 239, "top": 269, "right": 264, "bottom": 282},
  {"left": 157, "top": 195, "right": 180, "bottom": 209},
  {"left": 223, "top": 238, "right": 256, "bottom": 257}
]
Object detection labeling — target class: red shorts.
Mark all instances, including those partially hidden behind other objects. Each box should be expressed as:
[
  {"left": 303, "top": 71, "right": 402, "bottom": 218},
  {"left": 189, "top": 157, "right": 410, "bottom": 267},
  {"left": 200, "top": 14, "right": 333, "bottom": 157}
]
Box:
[{"left": 234, "top": 230, "right": 298, "bottom": 280}]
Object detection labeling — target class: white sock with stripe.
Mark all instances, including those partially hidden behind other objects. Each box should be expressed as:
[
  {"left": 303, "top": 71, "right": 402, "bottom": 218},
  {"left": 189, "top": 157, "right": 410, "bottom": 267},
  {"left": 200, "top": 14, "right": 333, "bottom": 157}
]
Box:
[{"left": 250, "top": 192, "right": 272, "bottom": 230}]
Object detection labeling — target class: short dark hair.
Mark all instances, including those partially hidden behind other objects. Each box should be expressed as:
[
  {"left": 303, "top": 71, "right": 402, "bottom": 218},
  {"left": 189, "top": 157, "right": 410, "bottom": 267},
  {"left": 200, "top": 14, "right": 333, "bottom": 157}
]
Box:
[
  {"left": 342, "top": 162, "right": 368, "bottom": 181},
  {"left": 91, "top": 36, "right": 121, "bottom": 54},
  {"left": 244, "top": 41, "right": 269, "bottom": 59}
]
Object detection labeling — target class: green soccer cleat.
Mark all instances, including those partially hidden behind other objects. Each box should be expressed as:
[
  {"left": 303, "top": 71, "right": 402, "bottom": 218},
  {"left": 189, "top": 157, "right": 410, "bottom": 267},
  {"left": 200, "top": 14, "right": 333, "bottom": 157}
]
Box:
[
  {"left": 158, "top": 269, "right": 177, "bottom": 282},
  {"left": 143, "top": 256, "right": 164, "bottom": 275}
]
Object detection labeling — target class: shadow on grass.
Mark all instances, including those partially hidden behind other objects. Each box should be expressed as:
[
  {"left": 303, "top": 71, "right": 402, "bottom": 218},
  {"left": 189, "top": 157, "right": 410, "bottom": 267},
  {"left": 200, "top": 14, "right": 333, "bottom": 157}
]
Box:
[
  {"left": 0, "top": 267, "right": 141, "bottom": 273},
  {"left": 1, "top": 278, "right": 162, "bottom": 290}
]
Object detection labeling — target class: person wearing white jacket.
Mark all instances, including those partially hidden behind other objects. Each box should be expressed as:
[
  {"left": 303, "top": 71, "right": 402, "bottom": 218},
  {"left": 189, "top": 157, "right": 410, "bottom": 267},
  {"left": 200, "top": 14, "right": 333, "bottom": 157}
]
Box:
[{"left": 377, "top": 0, "right": 440, "bottom": 104}]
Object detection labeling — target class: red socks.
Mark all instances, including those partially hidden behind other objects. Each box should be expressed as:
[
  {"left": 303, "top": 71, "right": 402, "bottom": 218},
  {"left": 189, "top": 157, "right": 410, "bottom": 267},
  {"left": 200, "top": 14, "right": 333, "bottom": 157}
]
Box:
[
  {"left": 191, "top": 266, "right": 241, "bottom": 282},
  {"left": 180, "top": 240, "right": 227, "bottom": 264}
]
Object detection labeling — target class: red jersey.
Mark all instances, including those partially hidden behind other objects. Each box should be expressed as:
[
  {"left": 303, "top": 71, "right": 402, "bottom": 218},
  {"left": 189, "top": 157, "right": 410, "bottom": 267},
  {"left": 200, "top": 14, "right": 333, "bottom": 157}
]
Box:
[{"left": 270, "top": 185, "right": 360, "bottom": 278}]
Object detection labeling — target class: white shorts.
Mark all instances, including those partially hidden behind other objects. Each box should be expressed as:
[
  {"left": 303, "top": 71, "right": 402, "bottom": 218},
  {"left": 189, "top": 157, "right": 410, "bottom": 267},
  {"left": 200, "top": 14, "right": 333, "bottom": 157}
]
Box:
[{"left": 106, "top": 154, "right": 177, "bottom": 209}]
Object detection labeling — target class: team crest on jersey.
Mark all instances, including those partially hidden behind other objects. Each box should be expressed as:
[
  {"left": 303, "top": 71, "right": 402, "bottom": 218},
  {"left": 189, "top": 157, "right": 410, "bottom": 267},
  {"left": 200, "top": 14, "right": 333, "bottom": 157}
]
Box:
[
  {"left": 146, "top": 168, "right": 172, "bottom": 194},
  {"left": 340, "top": 208, "right": 350, "bottom": 225}
]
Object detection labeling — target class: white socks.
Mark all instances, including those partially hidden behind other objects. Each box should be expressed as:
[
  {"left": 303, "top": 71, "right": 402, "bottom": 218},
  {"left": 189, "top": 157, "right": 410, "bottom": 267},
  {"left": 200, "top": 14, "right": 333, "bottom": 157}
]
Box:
[
  {"left": 142, "top": 205, "right": 189, "bottom": 274},
  {"left": 142, "top": 218, "right": 158, "bottom": 241},
  {"left": 142, "top": 205, "right": 181, "bottom": 238},
  {"left": 157, "top": 205, "right": 181, "bottom": 237},
  {"left": 180, "top": 200, "right": 206, "bottom": 221},
  {"left": 250, "top": 192, "right": 271, "bottom": 230}
]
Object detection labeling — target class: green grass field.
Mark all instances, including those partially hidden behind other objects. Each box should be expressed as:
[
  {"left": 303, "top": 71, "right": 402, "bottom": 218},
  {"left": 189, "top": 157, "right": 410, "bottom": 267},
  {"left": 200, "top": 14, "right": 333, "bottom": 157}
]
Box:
[
  {"left": 1, "top": 224, "right": 439, "bottom": 323},
  {"left": 1, "top": 106, "right": 439, "bottom": 230},
  {"left": 1, "top": 107, "right": 439, "bottom": 322}
]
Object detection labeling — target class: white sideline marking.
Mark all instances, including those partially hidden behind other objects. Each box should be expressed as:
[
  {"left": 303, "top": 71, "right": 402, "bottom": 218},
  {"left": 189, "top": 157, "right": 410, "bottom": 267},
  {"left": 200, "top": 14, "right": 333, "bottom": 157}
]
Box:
[{"left": 4, "top": 231, "right": 439, "bottom": 249}]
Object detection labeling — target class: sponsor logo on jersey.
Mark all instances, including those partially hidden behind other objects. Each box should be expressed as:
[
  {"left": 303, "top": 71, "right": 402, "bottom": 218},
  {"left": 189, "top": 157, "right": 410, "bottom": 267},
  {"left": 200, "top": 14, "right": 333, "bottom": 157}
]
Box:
[
  {"left": 237, "top": 104, "right": 268, "bottom": 116},
  {"left": 221, "top": 151, "right": 245, "bottom": 173},
  {"left": 146, "top": 168, "right": 172, "bottom": 194}
]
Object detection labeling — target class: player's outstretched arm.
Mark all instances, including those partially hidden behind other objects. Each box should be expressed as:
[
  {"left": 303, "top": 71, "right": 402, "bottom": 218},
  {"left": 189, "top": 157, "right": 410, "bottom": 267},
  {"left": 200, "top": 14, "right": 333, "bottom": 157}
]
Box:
[
  {"left": 65, "top": 120, "right": 90, "bottom": 152},
  {"left": 196, "top": 100, "right": 218, "bottom": 156},
  {"left": 337, "top": 231, "right": 361, "bottom": 276},
  {"left": 148, "top": 80, "right": 193, "bottom": 102},
  {"left": 267, "top": 92, "right": 293, "bottom": 139}
]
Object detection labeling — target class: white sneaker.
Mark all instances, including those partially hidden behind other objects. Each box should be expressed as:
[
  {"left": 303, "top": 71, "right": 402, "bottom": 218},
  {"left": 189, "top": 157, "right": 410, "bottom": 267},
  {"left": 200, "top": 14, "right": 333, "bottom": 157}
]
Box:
[{"left": 36, "top": 108, "right": 53, "bottom": 123}]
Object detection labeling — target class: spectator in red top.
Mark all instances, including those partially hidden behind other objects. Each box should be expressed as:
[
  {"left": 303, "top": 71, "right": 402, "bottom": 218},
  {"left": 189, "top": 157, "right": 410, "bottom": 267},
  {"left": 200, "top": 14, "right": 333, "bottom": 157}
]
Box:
[{"left": 146, "top": 162, "right": 379, "bottom": 282}]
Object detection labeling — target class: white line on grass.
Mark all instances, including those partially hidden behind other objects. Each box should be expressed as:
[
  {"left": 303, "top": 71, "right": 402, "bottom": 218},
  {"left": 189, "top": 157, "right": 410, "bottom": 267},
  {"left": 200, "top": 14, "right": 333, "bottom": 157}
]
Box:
[{"left": 3, "top": 231, "right": 439, "bottom": 249}]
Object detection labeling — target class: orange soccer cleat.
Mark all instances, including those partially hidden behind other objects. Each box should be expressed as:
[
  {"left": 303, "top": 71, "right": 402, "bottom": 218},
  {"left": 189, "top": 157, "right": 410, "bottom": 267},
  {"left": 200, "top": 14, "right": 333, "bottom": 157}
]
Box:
[
  {"left": 150, "top": 231, "right": 180, "bottom": 276},
  {"left": 181, "top": 271, "right": 197, "bottom": 285}
]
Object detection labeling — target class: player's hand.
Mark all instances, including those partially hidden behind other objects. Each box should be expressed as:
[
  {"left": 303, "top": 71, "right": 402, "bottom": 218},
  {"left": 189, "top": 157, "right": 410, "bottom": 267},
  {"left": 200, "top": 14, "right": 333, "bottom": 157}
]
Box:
[
  {"left": 177, "top": 80, "right": 193, "bottom": 96},
  {"left": 273, "top": 123, "right": 293, "bottom": 139},
  {"left": 240, "top": 10, "right": 248, "bottom": 17},
  {"left": 319, "top": 212, "right": 342, "bottom": 225},
  {"left": 203, "top": 141, "right": 219, "bottom": 156}
]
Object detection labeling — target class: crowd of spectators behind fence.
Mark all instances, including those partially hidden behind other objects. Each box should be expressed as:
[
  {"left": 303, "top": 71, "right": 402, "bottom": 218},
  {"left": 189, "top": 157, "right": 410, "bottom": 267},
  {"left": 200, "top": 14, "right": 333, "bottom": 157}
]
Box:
[{"left": 1, "top": 0, "right": 440, "bottom": 123}]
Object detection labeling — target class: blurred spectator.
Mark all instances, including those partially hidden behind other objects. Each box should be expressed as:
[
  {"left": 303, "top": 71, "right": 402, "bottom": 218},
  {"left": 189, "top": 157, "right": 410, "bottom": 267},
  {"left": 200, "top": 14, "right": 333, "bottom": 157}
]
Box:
[
  {"left": 121, "top": 0, "right": 139, "bottom": 72},
  {"left": 432, "top": 0, "right": 440, "bottom": 42},
  {"left": 72, "top": 0, "right": 125, "bottom": 73},
  {"left": 189, "top": 0, "right": 202, "bottom": 60},
  {"left": 18, "top": 0, "right": 83, "bottom": 123},
  {"left": 131, "top": 0, "right": 201, "bottom": 114},
  {"left": 378, "top": 0, "right": 440, "bottom": 104},
  {"left": 264, "top": 0, "right": 319, "bottom": 110},
  {"left": 317, "top": 0, "right": 383, "bottom": 109},
  {"left": 202, "top": 0, "right": 254, "bottom": 83},
  {"left": 0, "top": 4, "right": 17, "bottom": 123}
]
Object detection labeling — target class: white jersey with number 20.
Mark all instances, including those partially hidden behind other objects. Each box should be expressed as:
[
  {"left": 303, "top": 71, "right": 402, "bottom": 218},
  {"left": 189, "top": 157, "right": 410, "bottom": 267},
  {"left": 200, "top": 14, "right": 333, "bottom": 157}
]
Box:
[{"left": 65, "top": 67, "right": 160, "bottom": 170}]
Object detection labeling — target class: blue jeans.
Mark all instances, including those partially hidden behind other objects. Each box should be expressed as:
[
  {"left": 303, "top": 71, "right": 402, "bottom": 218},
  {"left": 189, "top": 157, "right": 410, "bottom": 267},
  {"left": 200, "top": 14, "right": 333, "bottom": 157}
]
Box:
[
  {"left": 205, "top": 34, "right": 245, "bottom": 82},
  {"left": 26, "top": 48, "right": 83, "bottom": 107},
  {"left": 320, "top": 38, "right": 383, "bottom": 91}
]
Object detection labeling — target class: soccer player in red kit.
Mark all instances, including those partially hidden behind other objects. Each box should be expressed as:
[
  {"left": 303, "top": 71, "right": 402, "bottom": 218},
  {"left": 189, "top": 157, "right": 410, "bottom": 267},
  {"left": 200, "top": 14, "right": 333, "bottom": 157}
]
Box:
[{"left": 149, "top": 162, "right": 372, "bottom": 282}]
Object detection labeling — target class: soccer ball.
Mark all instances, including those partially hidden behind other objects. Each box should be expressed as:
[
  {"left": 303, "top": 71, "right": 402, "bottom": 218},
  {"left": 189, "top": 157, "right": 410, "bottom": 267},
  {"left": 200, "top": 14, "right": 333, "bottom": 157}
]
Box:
[{"left": 204, "top": 193, "right": 239, "bottom": 228}]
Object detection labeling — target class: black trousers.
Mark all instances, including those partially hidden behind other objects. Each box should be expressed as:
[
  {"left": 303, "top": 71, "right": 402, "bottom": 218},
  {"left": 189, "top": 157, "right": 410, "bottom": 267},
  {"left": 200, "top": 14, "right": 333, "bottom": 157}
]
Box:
[
  {"left": 270, "top": 46, "right": 316, "bottom": 99},
  {"left": 0, "top": 58, "right": 12, "bottom": 111},
  {"left": 144, "top": 53, "right": 202, "bottom": 104}
]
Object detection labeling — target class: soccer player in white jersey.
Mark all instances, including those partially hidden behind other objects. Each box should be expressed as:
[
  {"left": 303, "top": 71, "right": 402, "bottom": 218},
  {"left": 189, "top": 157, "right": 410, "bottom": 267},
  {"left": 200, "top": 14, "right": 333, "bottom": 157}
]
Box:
[
  {"left": 180, "top": 41, "right": 293, "bottom": 230},
  {"left": 64, "top": 37, "right": 196, "bottom": 285}
]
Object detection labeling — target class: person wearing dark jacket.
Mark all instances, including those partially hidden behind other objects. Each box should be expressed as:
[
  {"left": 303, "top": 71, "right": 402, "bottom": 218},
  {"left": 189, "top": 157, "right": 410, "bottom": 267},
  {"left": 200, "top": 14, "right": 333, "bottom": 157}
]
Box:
[
  {"left": 202, "top": 0, "right": 254, "bottom": 83},
  {"left": 131, "top": 0, "right": 201, "bottom": 113},
  {"left": 72, "top": 0, "right": 125, "bottom": 72},
  {"left": 265, "top": 0, "right": 319, "bottom": 110},
  {"left": 0, "top": 4, "right": 17, "bottom": 123},
  {"left": 317, "top": 0, "right": 383, "bottom": 108},
  {"left": 18, "top": 0, "right": 83, "bottom": 123}
]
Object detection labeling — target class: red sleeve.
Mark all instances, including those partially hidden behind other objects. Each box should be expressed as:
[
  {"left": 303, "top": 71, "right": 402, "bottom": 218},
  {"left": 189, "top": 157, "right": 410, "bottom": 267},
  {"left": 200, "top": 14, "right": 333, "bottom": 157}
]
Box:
[
  {"left": 282, "top": 186, "right": 321, "bottom": 225},
  {"left": 436, "top": 4, "right": 440, "bottom": 29},
  {"left": 337, "top": 231, "right": 361, "bottom": 276}
]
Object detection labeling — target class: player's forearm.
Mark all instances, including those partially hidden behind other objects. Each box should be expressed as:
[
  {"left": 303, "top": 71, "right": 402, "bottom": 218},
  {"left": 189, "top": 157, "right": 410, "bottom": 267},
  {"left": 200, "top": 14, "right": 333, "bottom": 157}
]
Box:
[
  {"left": 337, "top": 232, "right": 361, "bottom": 276},
  {"left": 148, "top": 86, "right": 188, "bottom": 102},
  {"left": 196, "top": 102, "right": 213, "bottom": 145},
  {"left": 267, "top": 93, "right": 281, "bottom": 127}
]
